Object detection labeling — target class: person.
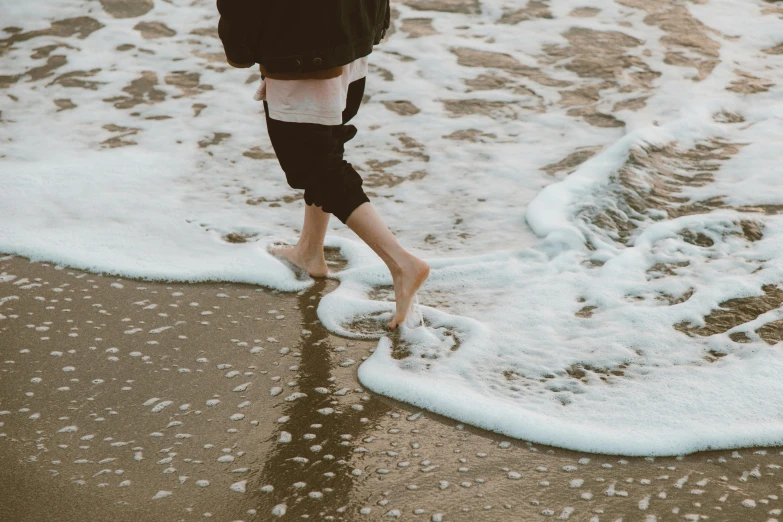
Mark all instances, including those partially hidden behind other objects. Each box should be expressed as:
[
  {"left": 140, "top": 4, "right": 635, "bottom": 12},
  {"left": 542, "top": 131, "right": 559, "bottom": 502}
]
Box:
[{"left": 216, "top": 0, "right": 429, "bottom": 329}]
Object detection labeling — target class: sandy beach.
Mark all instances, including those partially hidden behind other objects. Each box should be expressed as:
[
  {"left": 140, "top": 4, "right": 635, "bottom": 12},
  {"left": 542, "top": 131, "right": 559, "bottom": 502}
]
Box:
[
  {"left": 1, "top": 255, "right": 782, "bottom": 521},
  {"left": 3, "top": 0, "right": 783, "bottom": 519}
]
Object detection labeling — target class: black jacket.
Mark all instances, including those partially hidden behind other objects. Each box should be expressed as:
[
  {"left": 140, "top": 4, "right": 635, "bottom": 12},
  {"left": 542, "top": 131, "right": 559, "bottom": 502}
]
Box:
[{"left": 217, "top": 0, "right": 390, "bottom": 74}]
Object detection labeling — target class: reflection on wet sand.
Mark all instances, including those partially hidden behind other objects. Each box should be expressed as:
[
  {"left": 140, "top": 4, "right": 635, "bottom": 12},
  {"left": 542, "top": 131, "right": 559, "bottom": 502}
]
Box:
[{"left": 254, "top": 279, "right": 388, "bottom": 518}]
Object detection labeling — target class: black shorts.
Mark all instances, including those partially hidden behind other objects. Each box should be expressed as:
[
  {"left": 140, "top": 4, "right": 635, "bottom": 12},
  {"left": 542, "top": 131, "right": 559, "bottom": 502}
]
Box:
[{"left": 263, "top": 78, "right": 370, "bottom": 224}]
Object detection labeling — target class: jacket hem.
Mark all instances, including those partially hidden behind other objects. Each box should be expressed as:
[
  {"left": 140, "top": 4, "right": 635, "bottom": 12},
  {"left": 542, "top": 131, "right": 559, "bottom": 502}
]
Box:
[{"left": 261, "top": 22, "right": 385, "bottom": 74}]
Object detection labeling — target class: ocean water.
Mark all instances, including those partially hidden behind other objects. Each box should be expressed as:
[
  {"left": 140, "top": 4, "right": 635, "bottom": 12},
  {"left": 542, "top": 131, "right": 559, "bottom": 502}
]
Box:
[{"left": 2, "top": 0, "right": 783, "bottom": 455}]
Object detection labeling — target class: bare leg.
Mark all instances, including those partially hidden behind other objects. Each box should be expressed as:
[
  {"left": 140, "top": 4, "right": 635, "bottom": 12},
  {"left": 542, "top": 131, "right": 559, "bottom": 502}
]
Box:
[
  {"left": 346, "top": 202, "right": 430, "bottom": 330},
  {"left": 271, "top": 204, "right": 330, "bottom": 277}
]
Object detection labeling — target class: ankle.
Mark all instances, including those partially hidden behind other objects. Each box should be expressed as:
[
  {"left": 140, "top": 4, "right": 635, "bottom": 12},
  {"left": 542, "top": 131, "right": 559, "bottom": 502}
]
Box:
[
  {"left": 295, "top": 243, "right": 324, "bottom": 260},
  {"left": 387, "top": 251, "right": 422, "bottom": 279}
]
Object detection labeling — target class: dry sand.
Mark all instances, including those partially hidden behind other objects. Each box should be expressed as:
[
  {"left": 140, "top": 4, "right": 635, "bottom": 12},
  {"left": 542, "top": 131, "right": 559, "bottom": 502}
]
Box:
[{"left": 1, "top": 255, "right": 782, "bottom": 522}]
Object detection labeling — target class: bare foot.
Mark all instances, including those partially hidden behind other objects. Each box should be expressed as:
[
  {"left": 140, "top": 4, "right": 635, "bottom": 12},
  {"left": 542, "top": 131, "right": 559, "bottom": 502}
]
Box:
[
  {"left": 270, "top": 245, "right": 329, "bottom": 278},
  {"left": 388, "top": 255, "right": 430, "bottom": 330}
]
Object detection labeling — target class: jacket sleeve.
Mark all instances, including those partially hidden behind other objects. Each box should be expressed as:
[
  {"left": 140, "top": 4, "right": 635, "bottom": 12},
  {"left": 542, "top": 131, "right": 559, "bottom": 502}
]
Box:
[{"left": 217, "top": 0, "right": 258, "bottom": 65}]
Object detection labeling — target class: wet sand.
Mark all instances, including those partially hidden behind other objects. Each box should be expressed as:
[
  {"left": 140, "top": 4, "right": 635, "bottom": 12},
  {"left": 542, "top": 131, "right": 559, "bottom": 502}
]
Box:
[{"left": 1, "top": 255, "right": 782, "bottom": 522}]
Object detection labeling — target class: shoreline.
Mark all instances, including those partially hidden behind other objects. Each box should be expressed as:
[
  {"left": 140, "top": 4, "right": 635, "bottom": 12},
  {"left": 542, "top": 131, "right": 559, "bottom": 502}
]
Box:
[{"left": 2, "top": 255, "right": 781, "bottom": 521}]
